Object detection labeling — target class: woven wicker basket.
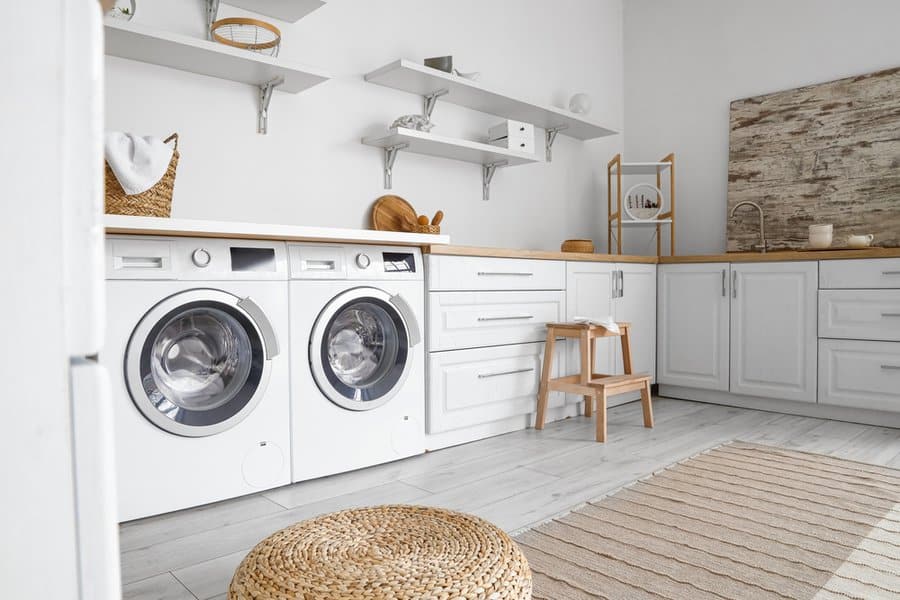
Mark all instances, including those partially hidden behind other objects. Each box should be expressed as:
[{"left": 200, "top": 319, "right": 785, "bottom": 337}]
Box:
[
  {"left": 104, "top": 133, "right": 179, "bottom": 217},
  {"left": 414, "top": 224, "right": 441, "bottom": 234},
  {"left": 561, "top": 239, "right": 594, "bottom": 253}
]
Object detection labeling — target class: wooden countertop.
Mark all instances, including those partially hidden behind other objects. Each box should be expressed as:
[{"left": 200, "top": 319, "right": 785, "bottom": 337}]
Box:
[
  {"left": 659, "top": 248, "right": 900, "bottom": 263},
  {"left": 424, "top": 244, "right": 900, "bottom": 264},
  {"left": 424, "top": 245, "right": 659, "bottom": 263}
]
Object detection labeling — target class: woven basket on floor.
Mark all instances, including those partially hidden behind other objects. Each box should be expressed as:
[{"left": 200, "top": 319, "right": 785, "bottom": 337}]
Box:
[
  {"left": 228, "top": 505, "right": 533, "bottom": 600},
  {"left": 104, "top": 133, "right": 179, "bottom": 217}
]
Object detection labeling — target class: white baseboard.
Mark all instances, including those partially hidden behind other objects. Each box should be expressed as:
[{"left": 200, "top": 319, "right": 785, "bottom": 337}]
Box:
[{"left": 658, "top": 385, "right": 900, "bottom": 429}]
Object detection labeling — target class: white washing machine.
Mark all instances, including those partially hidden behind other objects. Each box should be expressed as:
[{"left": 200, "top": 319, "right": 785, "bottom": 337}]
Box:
[
  {"left": 289, "top": 243, "right": 425, "bottom": 482},
  {"left": 103, "top": 236, "right": 291, "bottom": 521}
]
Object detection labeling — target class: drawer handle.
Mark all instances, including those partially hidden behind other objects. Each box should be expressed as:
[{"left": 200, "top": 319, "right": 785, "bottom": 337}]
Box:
[
  {"left": 477, "top": 271, "right": 534, "bottom": 277},
  {"left": 478, "top": 367, "right": 535, "bottom": 379},
  {"left": 881, "top": 365, "right": 900, "bottom": 371},
  {"left": 477, "top": 315, "right": 535, "bottom": 322},
  {"left": 882, "top": 271, "right": 900, "bottom": 276},
  {"left": 882, "top": 313, "right": 900, "bottom": 318}
]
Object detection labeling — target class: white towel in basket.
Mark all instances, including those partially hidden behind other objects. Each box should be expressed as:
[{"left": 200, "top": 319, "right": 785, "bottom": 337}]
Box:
[
  {"left": 572, "top": 316, "right": 620, "bottom": 334},
  {"left": 104, "top": 132, "right": 174, "bottom": 195}
]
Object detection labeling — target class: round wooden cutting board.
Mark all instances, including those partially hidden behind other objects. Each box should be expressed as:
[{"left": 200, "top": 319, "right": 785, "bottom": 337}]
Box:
[{"left": 371, "top": 195, "right": 417, "bottom": 232}]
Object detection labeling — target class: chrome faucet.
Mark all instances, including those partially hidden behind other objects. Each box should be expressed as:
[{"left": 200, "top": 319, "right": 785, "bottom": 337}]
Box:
[{"left": 730, "top": 201, "right": 766, "bottom": 253}]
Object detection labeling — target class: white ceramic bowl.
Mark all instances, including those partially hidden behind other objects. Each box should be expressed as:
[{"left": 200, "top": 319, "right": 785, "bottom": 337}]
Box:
[
  {"left": 808, "top": 232, "right": 833, "bottom": 249},
  {"left": 809, "top": 224, "right": 833, "bottom": 233}
]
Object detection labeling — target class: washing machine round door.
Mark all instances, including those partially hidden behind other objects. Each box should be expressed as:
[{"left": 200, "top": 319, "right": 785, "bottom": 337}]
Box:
[
  {"left": 125, "top": 289, "right": 279, "bottom": 437},
  {"left": 310, "top": 287, "right": 420, "bottom": 411}
]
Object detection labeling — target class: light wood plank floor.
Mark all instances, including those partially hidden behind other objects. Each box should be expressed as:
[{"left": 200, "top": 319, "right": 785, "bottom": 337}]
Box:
[{"left": 120, "top": 398, "right": 900, "bottom": 600}]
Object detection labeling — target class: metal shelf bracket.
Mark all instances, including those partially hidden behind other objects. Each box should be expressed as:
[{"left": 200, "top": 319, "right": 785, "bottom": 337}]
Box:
[
  {"left": 206, "top": 0, "right": 220, "bottom": 40},
  {"left": 257, "top": 77, "right": 284, "bottom": 134},
  {"left": 545, "top": 125, "right": 568, "bottom": 162},
  {"left": 482, "top": 161, "right": 507, "bottom": 201},
  {"left": 382, "top": 143, "right": 409, "bottom": 189},
  {"left": 423, "top": 89, "right": 449, "bottom": 120}
]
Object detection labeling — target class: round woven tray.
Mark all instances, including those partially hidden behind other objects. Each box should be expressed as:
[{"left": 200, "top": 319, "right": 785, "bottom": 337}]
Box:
[{"left": 228, "top": 505, "right": 533, "bottom": 600}]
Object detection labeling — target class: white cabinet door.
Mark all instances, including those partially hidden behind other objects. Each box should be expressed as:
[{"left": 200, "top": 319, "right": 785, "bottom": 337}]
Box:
[
  {"left": 614, "top": 263, "right": 657, "bottom": 382},
  {"left": 657, "top": 263, "right": 730, "bottom": 390},
  {"left": 565, "top": 261, "right": 615, "bottom": 378},
  {"left": 819, "top": 339, "right": 900, "bottom": 412},
  {"left": 730, "top": 262, "right": 818, "bottom": 402}
]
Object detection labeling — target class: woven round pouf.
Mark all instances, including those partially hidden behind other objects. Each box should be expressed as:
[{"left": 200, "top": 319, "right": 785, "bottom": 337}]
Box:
[{"left": 228, "top": 505, "right": 532, "bottom": 600}]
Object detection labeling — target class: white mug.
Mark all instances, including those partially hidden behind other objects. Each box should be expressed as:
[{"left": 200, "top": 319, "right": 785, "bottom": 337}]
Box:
[{"left": 847, "top": 234, "right": 874, "bottom": 249}]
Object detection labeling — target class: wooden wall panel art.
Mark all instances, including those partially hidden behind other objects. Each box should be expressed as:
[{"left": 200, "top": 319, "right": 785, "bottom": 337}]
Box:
[{"left": 727, "top": 66, "right": 900, "bottom": 251}]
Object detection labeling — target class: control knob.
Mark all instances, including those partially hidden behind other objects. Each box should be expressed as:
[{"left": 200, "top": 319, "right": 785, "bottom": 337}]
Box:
[
  {"left": 191, "top": 248, "right": 212, "bottom": 268},
  {"left": 356, "top": 253, "right": 371, "bottom": 269}
]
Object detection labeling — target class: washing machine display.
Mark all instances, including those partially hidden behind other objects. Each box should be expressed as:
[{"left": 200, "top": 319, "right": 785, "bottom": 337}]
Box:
[
  {"left": 310, "top": 287, "right": 415, "bottom": 411},
  {"left": 125, "top": 288, "right": 277, "bottom": 437}
]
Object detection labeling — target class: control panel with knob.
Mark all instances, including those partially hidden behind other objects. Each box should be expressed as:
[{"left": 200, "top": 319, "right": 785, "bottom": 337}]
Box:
[
  {"left": 191, "top": 248, "right": 212, "bottom": 268},
  {"left": 355, "top": 253, "right": 372, "bottom": 269}
]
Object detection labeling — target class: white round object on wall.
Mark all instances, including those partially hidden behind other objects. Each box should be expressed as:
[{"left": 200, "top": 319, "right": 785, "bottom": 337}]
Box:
[
  {"left": 623, "top": 182, "right": 665, "bottom": 221},
  {"left": 568, "top": 93, "right": 593, "bottom": 114}
]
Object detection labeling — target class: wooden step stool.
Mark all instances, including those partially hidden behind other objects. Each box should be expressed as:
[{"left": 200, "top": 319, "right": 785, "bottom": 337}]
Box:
[{"left": 535, "top": 321, "right": 653, "bottom": 442}]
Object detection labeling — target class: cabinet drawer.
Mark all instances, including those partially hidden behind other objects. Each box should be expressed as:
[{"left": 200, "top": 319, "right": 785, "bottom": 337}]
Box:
[
  {"left": 427, "top": 255, "right": 565, "bottom": 291},
  {"left": 819, "top": 259, "right": 900, "bottom": 289},
  {"left": 427, "top": 342, "right": 565, "bottom": 433},
  {"left": 818, "top": 339, "right": 900, "bottom": 412},
  {"left": 428, "top": 290, "right": 565, "bottom": 351},
  {"left": 819, "top": 290, "right": 900, "bottom": 342}
]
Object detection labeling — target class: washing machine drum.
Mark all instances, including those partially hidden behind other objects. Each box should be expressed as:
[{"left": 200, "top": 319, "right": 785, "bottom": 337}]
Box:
[
  {"left": 310, "top": 287, "right": 416, "bottom": 411},
  {"left": 125, "top": 289, "right": 276, "bottom": 437}
]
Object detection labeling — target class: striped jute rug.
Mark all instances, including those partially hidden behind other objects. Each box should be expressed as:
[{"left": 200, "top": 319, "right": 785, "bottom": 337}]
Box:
[{"left": 514, "top": 441, "right": 900, "bottom": 599}]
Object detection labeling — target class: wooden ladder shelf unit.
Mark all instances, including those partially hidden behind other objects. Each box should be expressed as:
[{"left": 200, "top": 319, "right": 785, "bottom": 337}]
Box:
[{"left": 607, "top": 152, "right": 676, "bottom": 256}]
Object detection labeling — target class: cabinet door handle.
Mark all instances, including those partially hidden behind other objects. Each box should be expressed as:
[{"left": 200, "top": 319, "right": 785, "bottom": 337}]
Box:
[
  {"left": 477, "top": 271, "right": 534, "bottom": 277},
  {"left": 721, "top": 269, "right": 727, "bottom": 297},
  {"left": 476, "top": 315, "right": 535, "bottom": 322},
  {"left": 881, "top": 313, "right": 900, "bottom": 318},
  {"left": 882, "top": 271, "right": 900, "bottom": 276},
  {"left": 478, "top": 367, "right": 535, "bottom": 379},
  {"left": 732, "top": 271, "right": 737, "bottom": 298},
  {"left": 881, "top": 365, "right": 900, "bottom": 371},
  {"left": 619, "top": 270, "right": 625, "bottom": 298}
]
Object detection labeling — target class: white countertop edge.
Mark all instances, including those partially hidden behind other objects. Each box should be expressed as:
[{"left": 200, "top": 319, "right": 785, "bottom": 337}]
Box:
[{"left": 104, "top": 215, "right": 451, "bottom": 246}]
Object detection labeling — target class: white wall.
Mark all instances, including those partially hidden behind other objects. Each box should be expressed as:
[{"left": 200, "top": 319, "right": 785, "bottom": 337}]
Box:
[
  {"left": 624, "top": 0, "right": 900, "bottom": 254},
  {"left": 106, "top": 0, "right": 624, "bottom": 250}
]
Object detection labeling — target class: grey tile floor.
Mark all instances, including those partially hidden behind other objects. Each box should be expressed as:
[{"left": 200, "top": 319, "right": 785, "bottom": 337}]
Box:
[{"left": 120, "top": 398, "right": 900, "bottom": 600}]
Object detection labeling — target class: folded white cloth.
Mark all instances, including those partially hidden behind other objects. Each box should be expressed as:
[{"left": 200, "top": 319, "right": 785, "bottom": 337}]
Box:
[
  {"left": 572, "top": 316, "right": 620, "bottom": 334},
  {"left": 104, "top": 132, "right": 174, "bottom": 195}
]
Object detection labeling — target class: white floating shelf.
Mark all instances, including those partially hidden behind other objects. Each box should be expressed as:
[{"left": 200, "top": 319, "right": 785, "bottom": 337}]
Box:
[
  {"left": 362, "top": 128, "right": 543, "bottom": 167},
  {"left": 610, "top": 161, "right": 672, "bottom": 175},
  {"left": 104, "top": 20, "right": 330, "bottom": 93},
  {"left": 222, "top": 0, "right": 325, "bottom": 23},
  {"left": 619, "top": 219, "right": 673, "bottom": 226},
  {"left": 364, "top": 59, "right": 618, "bottom": 141},
  {"left": 362, "top": 128, "right": 542, "bottom": 200}
]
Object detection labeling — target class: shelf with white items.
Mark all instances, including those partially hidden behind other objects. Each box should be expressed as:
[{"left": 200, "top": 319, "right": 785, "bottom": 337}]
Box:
[
  {"left": 104, "top": 19, "right": 330, "bottom": 133},
  {"left": 362, "top": 127, "right": 543, "bottom": 201},
  {"left": 364, "top": 59, "right": 617, "bottom": 161},
  {"left": 607, "top": 153, "right": 676, "bottom": 256}
]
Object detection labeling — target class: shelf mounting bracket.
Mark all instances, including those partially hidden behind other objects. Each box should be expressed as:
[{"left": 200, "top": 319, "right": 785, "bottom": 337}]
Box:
[
  {"left": 545, "top": 125, "right": 568, "bottom": 162},
  {"left": 382, "top": 143, "right": 409, "bottom": 189},
  {"left": 257, "top": 77, "right": 283, "bottom": 135},
  {"left": 423, "top": 89, "right": 449, "bottom": 120},
  {"left": 482, "top": 161, "right": 507, "bottom": 201},
  {"left": 206, "top": 0, "right": 220, "bottom": 40}
]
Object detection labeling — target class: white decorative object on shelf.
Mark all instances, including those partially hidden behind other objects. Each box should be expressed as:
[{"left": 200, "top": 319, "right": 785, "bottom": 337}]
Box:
[
  {"left": 107, "top": 0, "right": 136, "bottom": 21},
  {"left": 568, "top": 93, "right": 592, "bottom": 114},
  {"left": 391, "top": 115, "right": 434, "bottom": 132},
  {"left": 623, "top": 182, "right": 664, "bottom": 221}
]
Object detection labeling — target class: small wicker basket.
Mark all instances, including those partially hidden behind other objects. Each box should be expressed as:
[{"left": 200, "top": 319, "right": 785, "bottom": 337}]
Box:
[
  {"left": 561, "top": 239, "right": 594, "bottom": 253},
  {"left": 414, "top": 224, "right": 441, "bottom": 235},
  {"left": 104, "top": 133, "right": 179, "bottom": 218}
]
